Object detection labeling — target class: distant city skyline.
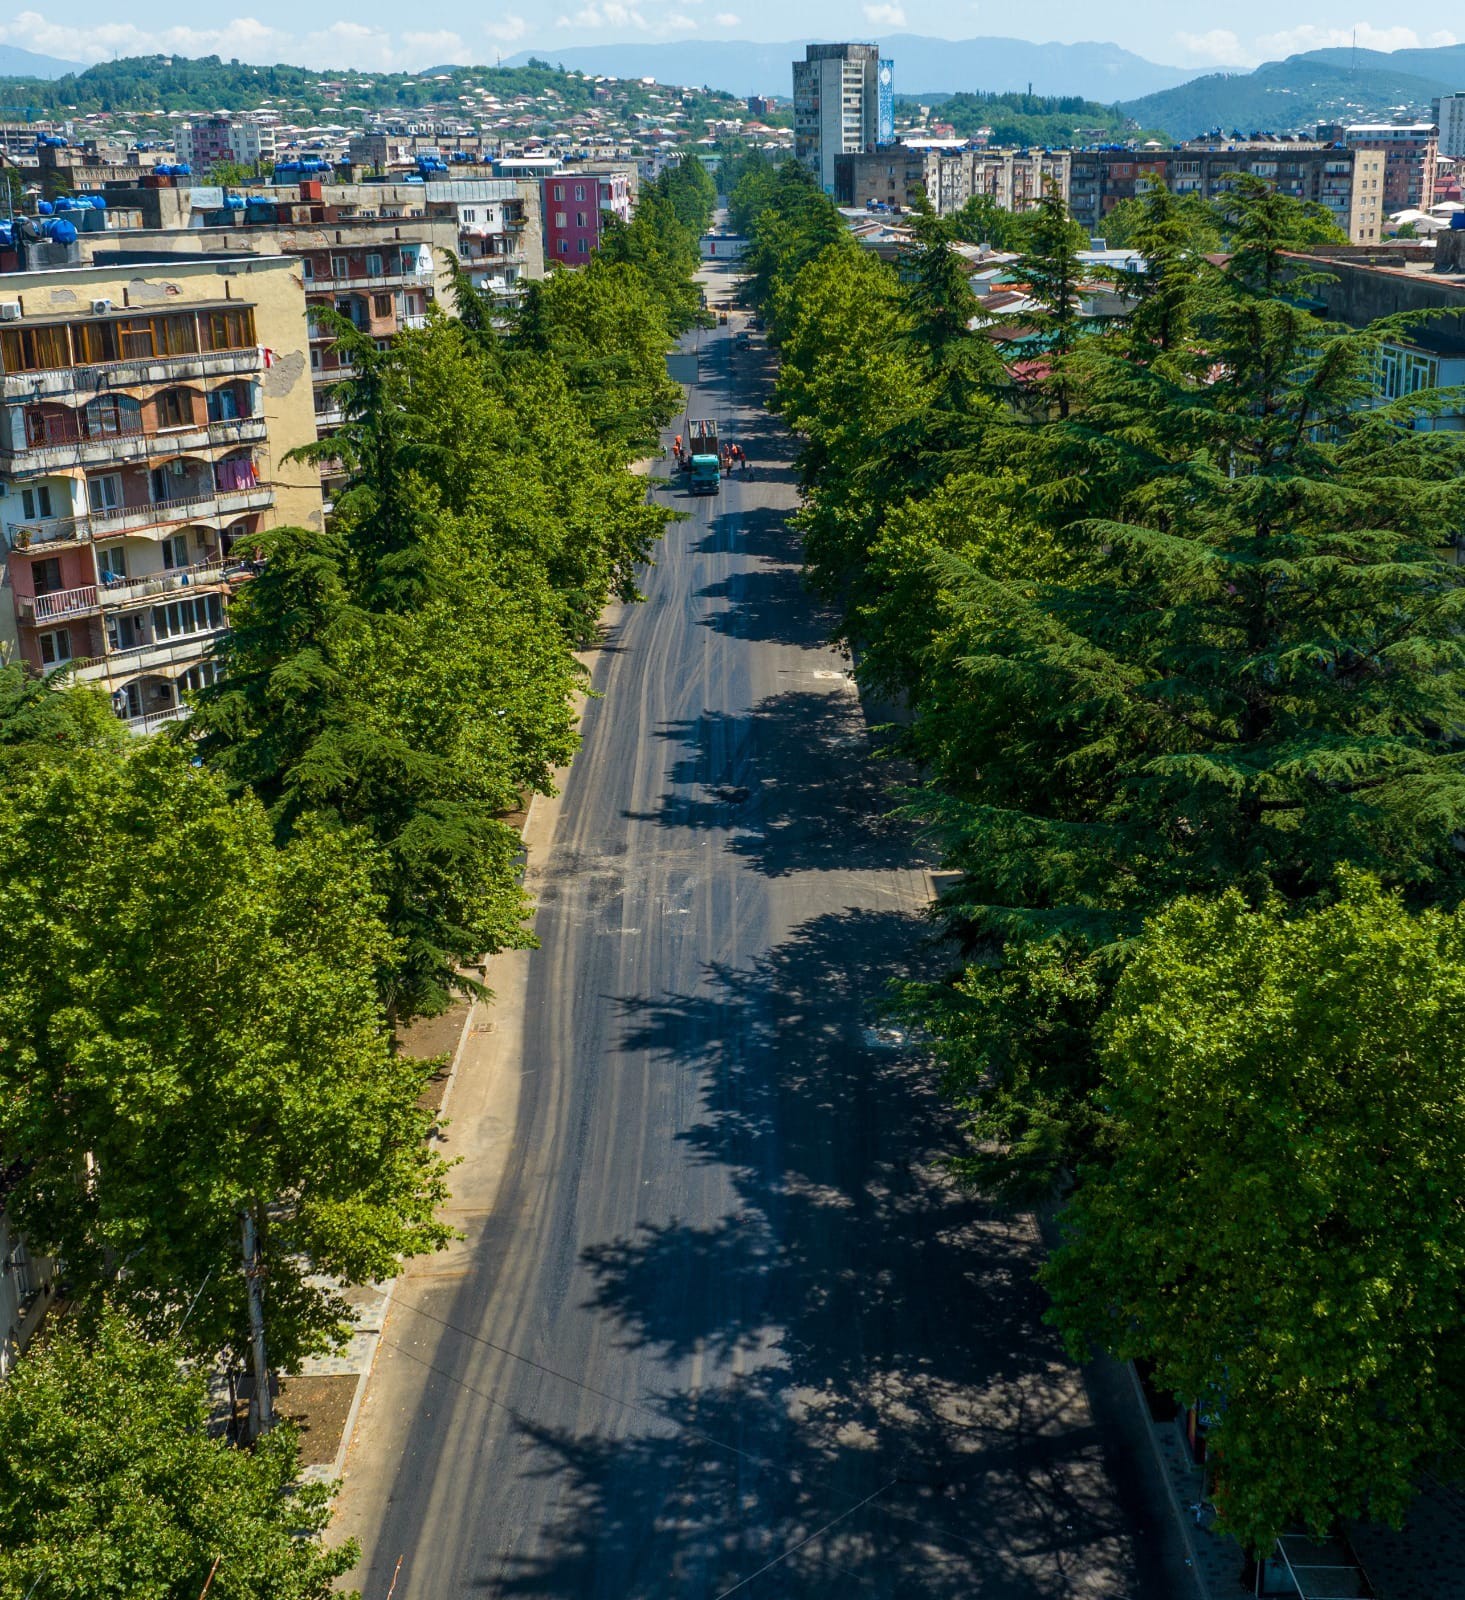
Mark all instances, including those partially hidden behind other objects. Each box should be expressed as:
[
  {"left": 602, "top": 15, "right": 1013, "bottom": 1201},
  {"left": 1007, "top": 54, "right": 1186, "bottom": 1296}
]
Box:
[{"left": 0, "top": 4, "right": 1460, "bottom": 77}]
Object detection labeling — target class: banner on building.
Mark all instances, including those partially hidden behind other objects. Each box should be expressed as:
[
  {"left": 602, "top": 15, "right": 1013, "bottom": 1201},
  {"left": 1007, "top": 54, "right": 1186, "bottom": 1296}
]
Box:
[{"left": 878, "top": 61, "right": 895, "bottom": 144}]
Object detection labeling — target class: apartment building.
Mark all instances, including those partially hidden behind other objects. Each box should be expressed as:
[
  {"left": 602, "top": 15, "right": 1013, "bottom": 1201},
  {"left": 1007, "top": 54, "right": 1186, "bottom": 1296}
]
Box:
[
  {"left": 442, "top": 180, "right": 540, "bottom": 299},
  {"left": 834, "top": 145, "right": 1070, "bottom": 214},
  {"left": 1343, "top": 124, "right": 1438, "bottom": 214},
  {"left": 0, "top": 1199, "right": 53, "bottom": 1379},
  {"left": 0, "top": 255, "right": 322, "bottom": 732},
  {"left": 176, "top": 115, "right": 278, "bottom": 172},
  {"left": 1068, "top": 142, "right": 1385, "bottom": 245},
  {"left": 541, "top": 166, "right": 633, "bottom": 264},
  {"left": 1436, "top": 95, "right": 1465, "bottom": 161},
  {"left": 793, "top": 43, "right": 887, "bottom": 194}
]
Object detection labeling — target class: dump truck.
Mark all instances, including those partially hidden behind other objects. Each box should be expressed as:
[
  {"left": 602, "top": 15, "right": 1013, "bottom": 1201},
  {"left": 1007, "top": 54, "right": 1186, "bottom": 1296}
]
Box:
[{"left": 688, "top": 418, "right": 720, "bottom": 494}]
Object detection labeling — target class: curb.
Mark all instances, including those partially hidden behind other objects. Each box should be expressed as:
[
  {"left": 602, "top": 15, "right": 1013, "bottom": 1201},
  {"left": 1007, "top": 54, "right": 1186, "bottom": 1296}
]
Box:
[{"left": 318, "top": 795, "right": 542, "bottom": 1484}]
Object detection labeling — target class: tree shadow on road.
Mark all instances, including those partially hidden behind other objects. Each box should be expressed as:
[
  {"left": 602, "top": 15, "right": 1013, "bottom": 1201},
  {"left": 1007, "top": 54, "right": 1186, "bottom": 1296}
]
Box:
[
  {"left": 485, "top": 907, "right": 1166, "bottom": 1599},
  {"left": 625, "top": 690, "right": 923, "bottom": 878}
]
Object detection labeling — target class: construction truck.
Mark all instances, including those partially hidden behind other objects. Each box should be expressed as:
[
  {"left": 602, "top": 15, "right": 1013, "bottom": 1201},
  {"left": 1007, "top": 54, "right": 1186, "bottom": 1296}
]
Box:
[{"left": 688, "top": 419, "right": 720, "bottom": 495}]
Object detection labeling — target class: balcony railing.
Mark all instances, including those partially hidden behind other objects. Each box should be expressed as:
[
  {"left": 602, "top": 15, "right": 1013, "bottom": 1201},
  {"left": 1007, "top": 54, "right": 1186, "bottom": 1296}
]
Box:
[
  {"left": 11, "top": 481, "right": 273, "bottom": 547},
  {"left": 1, "top": 346, "right": 263, "bottom": 402},
  {"left": 125, "top": 704, "right": 191, "bottom": 735},
  {"left": 98, "top": 558, "right": 229, "bottom": 607},
  {"left": 70, "top": 628, "right": 228, "bottom": 681},
  {"left": 2, "top": 414, "right": 268, "bottom": 471},
  {"left": 19, "top": 583, "right": 98, "bottom": 622},
  {"left": 308, "top": 266, "right": 425, "bottom": 293}
]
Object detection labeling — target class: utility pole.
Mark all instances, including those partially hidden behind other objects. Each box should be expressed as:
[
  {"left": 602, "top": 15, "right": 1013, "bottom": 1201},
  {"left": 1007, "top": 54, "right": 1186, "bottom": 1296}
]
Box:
[{"left": 240, "top": 1209, "right": 274, "bottom": 1438}]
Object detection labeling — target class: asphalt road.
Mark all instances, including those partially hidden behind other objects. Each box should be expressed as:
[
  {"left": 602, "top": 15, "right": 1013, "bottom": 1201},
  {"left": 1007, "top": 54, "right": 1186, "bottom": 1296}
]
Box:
[{"left": 339, "top": 268, "right": 1191, "bottom": 1599}]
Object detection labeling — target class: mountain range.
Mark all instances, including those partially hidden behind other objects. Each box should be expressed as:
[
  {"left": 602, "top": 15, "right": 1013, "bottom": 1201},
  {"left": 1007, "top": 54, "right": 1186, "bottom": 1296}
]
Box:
[
  {"left": 1121, "top": 46, "right": 1465, "bottom": 137},
  {"left": 507, "top": 34, "right": 1464, "bottom": 141},
  {"left": 505, "top": 36, "right": 1193, "bottom": 102},
  {"left": 0, "top": 43, "right": 81, "bottom": 79}
]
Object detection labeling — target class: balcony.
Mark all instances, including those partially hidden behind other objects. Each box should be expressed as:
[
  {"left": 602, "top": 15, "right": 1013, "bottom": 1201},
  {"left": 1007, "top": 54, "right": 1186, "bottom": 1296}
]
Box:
[
  {"left": 1, "top": 346, "right": 263, "bottom": 402},
  {"left": 2, "top": 414, "right": 268, "bottom": 473},
  {"left": 18, "top": 583, "right": 99, "bottom": 623},
  {"left": 97, "top": 558, "right": 232, "bottom": 608},
  {"left": 124, "top": 704, "right": 191, "bottom": 736},
  {"left": 70, "top": 629, "right": 227, "bottom": 682},
  {"left": 123, "top": 707, "right": 190, "bottom": 736},
  {"left": 308, "top": 266, "right": 426, "bottom": 293},
  {"left": 11, "top": 482, "right": 274, "bottom": 548}
]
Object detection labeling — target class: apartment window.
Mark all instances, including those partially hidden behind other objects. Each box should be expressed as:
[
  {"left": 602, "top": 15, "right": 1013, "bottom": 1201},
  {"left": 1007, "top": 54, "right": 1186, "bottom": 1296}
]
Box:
[
  {"left": 179, "top": 660, "right": 221, "bottom": 694},
  {"left": 366, "top": 252, "right": 383, "bottom": 275},
  {"left": 87, "top": 474, "right": 123, "bottom": 513},
  {"left": 574, "top": 184, "right": 585, "bottom": 201},
  {"left": 331, "top": 255, "right": 349, "bottom": 279},
  {"left": 97, "top": 545, "right": 127, "bottom": 581},
  {"left": 161, "top": 532, "right": 189, "bottom": 570},
  {"left": 20, "top": 485, "right": 53, "bottom": 521},
  {"left": 302, "top": 257, "right": 314, "bottom": 280},
  {"left": 0, "top": 323, "right": 70, "bottom": 373},
  {"left": 577, "top": 239, "right": 588, "bottom": 254},
  {"left": 38, "top": 628, "right": 71, "bottom": 666},
  {"left": 152, "top": 592, "right": 222, "bottom": 639},
  {"left": 310, "top": 348, "right": 322, "bottom": 370},
  {"left": 576, "top": 211, "right": 587, "bottom": 227},
  {"left": 559, "top": 239, "right": 569, "bottom": 254},
  {"left": 204, "top": 309, "right": 255, "bottom": 351},
  {"left": 373, "top": 294, "right": 392, "bottom": 318},
  {"left": 555, "top": 210, "right": 567, "bottom": 228},
  {"left": 156, "top": 389, "right": 190, "bottom": 430},
  {"left": 30, "top": 555, "right": 62, "bottom": 595},
  {"left": 553, "top": 184, "right": 565, "bottom": 200}
]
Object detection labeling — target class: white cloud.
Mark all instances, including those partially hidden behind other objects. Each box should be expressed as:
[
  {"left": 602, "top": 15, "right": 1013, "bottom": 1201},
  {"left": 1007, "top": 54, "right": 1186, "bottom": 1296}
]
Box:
[
  {"left": 0, "top": 8, "right": 488, "bottom": 70},
  {"left": 862, "top": 2, "right": 905, "bottom": 24},
  {"left": 1175, "top": 19, "right": 1462, "bottom": 70},
  {"left": 483, "top": 15, "right": 529, "bottom": 42},
  {"left": 1173, "top": 28, "right": 1250, "bottom": 68},
  {"left": 713, "top": 11, "right": 741, "bottom": 25},
  {"left": 402, "top": 29, "right": 467, "bottom": 61}
]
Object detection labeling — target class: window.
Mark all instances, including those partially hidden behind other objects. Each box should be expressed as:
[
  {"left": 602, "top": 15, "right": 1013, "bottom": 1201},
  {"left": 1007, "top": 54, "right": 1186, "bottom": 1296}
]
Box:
[
  {"left": 38, "top": 628, "right": 71, "bottom": 666},
  {"left": 553, "top": 184, "right": 565, "bottom": 200},
  {"left": 161, "top": 532, "right": 189, "bottom": 570},
  {"left": 30, "top": 556, "right": 62, "bottom": 595},
  {"left": 576, "top": 211, "right": 587, "bottom": 227},
  {"left": 574, "top": 184, "right": 585, "bottom": 201},
  {"left": 156, "top": 389, "right": 190, "bottom": 430},
  {"left": 87, "top": 474, "right": 123, "bottom": 513},
  {"left": 555, "top": 210, "right": 567, "bottom": 227},
  {"left": 331, "top": 255, "right": 349, "bottom": 279},
  {"left": 117, "top": 318, "right": 158, "bottom": 360},
  {"left": 97, "top": 545, "right": 127, "bottom": 582},
  {"left": 21, "top": 485, "right": 53, "bottom": 521},
  {"left": 373, "top": 294, "right": 392, "bottom": 318},
  {"left": 179, "top": 660, "right": 221, "bottom": 694},
  {"left": 152, "top": 592, "right": 222, "bottom": 639},
  {"left": 203, "top": 309, "right": 255, "bottom": 352},
  {"left": 366, "top": 252, "right": 383, "bottom": 275},
  {"left": 302, "top": 257, "right": 314, "bottom": 280},
  {"left": 577, "top": 239, "right": 589, "bottom": 254},
  {"left": 310, "top": 347, "right": 321, "bottom": 370},
  {"left": 0, "top": 323, "right": 70, "bottom": 373},
  {"left": 159, "top": 315, "right": 198, "bottom": 356},
  {"left": 559, "top": 239, "right": 569, "bottom": 254}
]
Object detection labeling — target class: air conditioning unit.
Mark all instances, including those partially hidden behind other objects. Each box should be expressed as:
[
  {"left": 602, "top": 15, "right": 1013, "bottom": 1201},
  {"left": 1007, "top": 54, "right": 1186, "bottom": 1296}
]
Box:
[
  {"left": 0, "top": 302, "right": 21, "bottom": 322},
  {"left": 91, "top": 298, "right": 113, "bottom": 315}
]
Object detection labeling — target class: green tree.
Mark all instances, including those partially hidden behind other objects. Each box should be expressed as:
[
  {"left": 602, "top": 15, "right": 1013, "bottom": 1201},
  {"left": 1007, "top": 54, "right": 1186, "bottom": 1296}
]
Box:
[
  {"left": 899, "top": 178, "right": 1465, "bottom": 1193},
  {"left": 1097, "top": 187, "right": 1221, "bottom": 252},
  {"left": 1046, "top": 878, "right": 1465, "bottom": 1550},
  {"left": 0, "top": 739, "right": 451, "bottom": 1369},
  {"left": 0, "top": 1308, "right": 357, "bottom": 1600}
]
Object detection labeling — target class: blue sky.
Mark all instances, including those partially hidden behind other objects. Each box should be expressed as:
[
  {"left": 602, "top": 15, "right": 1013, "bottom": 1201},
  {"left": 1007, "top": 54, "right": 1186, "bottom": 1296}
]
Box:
[{"left": 1, "top": 1, "right": 1459, "bottom": 75}]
